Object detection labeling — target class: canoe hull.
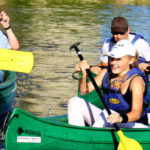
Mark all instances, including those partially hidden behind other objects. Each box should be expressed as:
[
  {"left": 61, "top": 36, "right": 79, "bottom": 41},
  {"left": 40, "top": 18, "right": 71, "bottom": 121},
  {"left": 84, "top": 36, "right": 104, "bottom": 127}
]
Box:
[
  {"left": 0, "top": 71, "right": 16, "bottom": 111},
  {"left": 5, "top": 108, "right": 150, "bottom": 150},
  {"left": 0, "top": 71, "right": 16, "bottom": 129}
]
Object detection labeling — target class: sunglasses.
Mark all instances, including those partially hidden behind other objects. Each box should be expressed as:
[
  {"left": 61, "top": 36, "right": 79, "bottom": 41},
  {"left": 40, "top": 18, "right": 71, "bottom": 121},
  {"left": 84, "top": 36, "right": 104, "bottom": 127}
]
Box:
[{"left": 111, "top": 32, "right": 126, "bottom": 35}]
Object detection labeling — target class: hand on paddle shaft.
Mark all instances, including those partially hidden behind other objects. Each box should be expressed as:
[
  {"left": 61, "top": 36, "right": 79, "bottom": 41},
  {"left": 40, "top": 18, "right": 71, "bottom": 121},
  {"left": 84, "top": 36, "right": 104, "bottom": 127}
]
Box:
[
  {"left": 70, "top": 42, "right": 143, "bottom": 150},
  {"left": 70, "top": 42, "right": 118, "bottom": 126}
]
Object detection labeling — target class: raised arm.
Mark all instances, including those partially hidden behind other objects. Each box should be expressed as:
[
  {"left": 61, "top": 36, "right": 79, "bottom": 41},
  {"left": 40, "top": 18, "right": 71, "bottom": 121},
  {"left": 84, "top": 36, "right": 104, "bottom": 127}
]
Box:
[
  {"left": 0, "top": 11, "right": 19, "bottom": 50},
  {"left": 127, "top": 76, "right": 145, "bottom": 122},
  {"left": 76, "top": 60, "right": 107, "bottom": 95}
]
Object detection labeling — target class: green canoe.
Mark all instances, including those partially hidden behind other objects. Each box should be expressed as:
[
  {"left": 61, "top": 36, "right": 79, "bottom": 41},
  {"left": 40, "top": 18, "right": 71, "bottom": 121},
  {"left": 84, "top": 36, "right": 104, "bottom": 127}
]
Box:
[
  {"left": 4, "top": 107, "right": 150, "bottom": 150},
  {"left": 4, "top": 71, "right": 150, "bottom": 149}
]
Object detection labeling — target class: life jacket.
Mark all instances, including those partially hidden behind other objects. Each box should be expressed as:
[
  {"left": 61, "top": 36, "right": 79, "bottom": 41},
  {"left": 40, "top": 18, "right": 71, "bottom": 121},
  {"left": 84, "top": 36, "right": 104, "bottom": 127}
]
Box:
[
  {"left": 107, "top": 33, "right": 147, "bottom": 64},
  {"left": 102, "top": 67, "right": 149, "bottom": 118}
]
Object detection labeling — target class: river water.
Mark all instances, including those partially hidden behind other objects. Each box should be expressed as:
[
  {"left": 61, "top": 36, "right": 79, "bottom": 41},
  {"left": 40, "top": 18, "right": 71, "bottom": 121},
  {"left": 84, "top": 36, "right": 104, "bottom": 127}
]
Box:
[{"left": 1, "top": 0, "right": 150, "bottom": 118}]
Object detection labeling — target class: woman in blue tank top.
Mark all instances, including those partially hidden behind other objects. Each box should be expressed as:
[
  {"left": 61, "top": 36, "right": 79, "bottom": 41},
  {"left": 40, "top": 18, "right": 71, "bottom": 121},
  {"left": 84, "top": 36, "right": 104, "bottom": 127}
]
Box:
[{"left": 68, "top": 39, "right": 149, "bottom": 128}]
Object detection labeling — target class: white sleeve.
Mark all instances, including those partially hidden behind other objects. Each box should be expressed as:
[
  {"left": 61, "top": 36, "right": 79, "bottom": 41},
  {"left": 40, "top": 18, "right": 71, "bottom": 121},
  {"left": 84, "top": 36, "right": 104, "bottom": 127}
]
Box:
[
  {"left": 0, "top": 30, "right": 11, "bottom": 49},
  {"left": 134, "top": 39, "right": 150, "bottom": 62},
  {"left": 100, "top": 42, "right": 109, "bottom": 63}
]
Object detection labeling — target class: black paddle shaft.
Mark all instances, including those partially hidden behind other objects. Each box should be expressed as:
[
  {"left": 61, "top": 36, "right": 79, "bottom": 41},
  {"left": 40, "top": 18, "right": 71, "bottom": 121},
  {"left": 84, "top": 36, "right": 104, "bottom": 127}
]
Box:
[{"left": 70, "top": 42, "right": 120, "bottom": 131}]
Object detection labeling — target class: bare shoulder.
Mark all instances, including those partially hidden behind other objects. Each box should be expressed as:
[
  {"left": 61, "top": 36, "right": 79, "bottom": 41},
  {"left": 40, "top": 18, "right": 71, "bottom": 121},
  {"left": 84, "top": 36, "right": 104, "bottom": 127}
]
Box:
[
  {"left": 130, "top": 76, "right": 145, "bottom": 90},
  {"left": 96, "top": 68, "right": 107, "bottom": 79},
  {"left": 90, "top": 66, "right": 102, "bottom": 75}
]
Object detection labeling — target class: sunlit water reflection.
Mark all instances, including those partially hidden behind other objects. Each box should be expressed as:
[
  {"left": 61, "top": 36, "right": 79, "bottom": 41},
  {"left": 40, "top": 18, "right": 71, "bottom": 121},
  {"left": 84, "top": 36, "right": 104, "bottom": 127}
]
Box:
[{"left": 1, "top": 1, "right": 150, "bottom": 118}]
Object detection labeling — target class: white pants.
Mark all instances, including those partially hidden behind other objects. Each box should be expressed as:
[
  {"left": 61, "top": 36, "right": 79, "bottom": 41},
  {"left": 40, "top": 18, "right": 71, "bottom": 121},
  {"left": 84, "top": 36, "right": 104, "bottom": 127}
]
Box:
[{"left": 68, "top": 96, "right": 148, "bottom": 128}]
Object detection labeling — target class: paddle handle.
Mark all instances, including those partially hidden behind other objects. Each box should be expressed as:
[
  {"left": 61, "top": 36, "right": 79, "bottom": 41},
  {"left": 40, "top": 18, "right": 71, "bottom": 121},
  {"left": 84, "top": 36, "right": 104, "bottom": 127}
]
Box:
[
  {"left": 72, "top": 44, "right": 84, "bottom": 61},
  {"left": 70, "top": 43, "right": 120, "bottom": 131}
]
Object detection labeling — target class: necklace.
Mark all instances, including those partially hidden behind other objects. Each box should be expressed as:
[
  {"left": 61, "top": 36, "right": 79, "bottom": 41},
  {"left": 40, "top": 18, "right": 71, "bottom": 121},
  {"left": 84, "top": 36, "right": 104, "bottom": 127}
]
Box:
[{"left": 111, "top": 74, "right": 129, "bottom": 89}]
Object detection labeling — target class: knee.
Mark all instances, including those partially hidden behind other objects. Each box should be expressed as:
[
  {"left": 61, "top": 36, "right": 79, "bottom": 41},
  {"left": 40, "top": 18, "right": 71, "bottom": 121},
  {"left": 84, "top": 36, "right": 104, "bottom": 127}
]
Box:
[
  {"left": 68, "top": 96, "right": 77, "bottom": 103},
  {"left": 68, "top": 96, "right": 84, "bottom": 106}
]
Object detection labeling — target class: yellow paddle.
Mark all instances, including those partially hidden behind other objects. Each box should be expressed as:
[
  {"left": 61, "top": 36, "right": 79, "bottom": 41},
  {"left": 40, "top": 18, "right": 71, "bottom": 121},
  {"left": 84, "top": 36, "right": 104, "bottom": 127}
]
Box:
[
  {"left": 70, "top": 42, "right": 143, "bottom": 150},
  {"left": 0, "top": 48, "right": 34, "bottom": 73},
  {"left": 117, "top": 130, "right": 142, "bottom": 150}
]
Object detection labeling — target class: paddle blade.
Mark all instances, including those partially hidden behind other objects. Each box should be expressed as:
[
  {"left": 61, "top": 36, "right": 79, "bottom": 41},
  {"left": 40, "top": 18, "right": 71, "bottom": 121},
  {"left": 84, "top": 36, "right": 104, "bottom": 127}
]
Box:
[
  {"left": 0, "top": 49, "right": 34, "bottom": 73},
  {"left": 117, "top": 130, "right": 143, "bottom": 150}
]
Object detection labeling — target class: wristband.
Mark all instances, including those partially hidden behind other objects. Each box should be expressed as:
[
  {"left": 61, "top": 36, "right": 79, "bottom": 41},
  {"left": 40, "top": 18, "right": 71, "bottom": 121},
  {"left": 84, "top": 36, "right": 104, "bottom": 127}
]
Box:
[
  {"left": 120, "top": 113, "right": 128, "bottom": 123},
  {"left": 5, "top": 25, "right": 11, "bottom": 30}
]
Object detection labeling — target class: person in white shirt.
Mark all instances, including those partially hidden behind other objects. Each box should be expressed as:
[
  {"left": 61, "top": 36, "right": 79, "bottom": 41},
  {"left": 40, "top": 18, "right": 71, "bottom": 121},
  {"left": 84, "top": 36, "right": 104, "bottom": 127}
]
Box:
[
  {"left": 0, "top": 11, "right": 19, "bottom": 82},
  {"left": 91, "top": 16, "right": 150, "bottom": 74},
  {"left": 0, "top": 11, "right": 20, "bottom": 129},
  {"left": 0, "top": 11, "right": 19, "bottom": 50}
]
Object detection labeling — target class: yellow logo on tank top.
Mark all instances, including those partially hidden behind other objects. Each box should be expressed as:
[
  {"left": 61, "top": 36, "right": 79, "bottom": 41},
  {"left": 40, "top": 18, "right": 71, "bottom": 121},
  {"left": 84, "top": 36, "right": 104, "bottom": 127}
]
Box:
[{"left": 109, "top": 98, "right": 120, "bottom": 104}]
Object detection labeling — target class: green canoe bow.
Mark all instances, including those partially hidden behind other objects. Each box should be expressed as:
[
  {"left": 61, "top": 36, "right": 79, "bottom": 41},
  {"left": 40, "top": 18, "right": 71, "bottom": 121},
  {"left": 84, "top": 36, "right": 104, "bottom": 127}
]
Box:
[{"left": 4, "top": 108, "right": 150, "bottom": 150}]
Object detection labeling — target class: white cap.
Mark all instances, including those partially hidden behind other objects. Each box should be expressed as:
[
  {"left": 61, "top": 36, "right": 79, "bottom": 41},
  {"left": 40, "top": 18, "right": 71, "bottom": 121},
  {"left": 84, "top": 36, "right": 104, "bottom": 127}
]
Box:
[{"left": 105, "top": 39, "right": 136, "bottom": 58}]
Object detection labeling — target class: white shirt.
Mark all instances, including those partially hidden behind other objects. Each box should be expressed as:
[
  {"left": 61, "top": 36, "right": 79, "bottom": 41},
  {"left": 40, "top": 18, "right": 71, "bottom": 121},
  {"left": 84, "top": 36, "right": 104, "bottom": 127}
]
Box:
[
  {"left": 0, "top": 30, "right": 11, "bottom": 83},
  {"left": 100, "top": 33, "right": 150, "bottom": 63},
  {"left": 0, "top": 30, "right": 11, "bottom": 49}
]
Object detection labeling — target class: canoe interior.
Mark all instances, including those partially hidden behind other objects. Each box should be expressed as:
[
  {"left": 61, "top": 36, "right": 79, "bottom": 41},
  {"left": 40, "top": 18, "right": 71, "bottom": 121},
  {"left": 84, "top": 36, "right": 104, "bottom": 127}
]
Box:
[{"left": 4, "top": 108, "right": 150, "bottom": 150}]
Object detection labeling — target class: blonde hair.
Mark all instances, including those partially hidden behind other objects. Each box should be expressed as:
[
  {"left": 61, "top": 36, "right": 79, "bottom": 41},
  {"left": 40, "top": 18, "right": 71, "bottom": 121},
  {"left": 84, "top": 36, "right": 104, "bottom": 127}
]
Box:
[
  {"left": 107, "top": 51, "right": 139, "bottom": 86},
  {"left": 129, "top": 51, "right": 139, "bottom": 68}
]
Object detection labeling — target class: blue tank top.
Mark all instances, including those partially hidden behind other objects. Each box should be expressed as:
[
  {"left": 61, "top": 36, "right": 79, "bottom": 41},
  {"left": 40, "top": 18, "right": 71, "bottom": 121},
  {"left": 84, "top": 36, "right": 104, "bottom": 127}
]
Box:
[{"left": 102, "top": 68, "right": 149, "bottom": 119}]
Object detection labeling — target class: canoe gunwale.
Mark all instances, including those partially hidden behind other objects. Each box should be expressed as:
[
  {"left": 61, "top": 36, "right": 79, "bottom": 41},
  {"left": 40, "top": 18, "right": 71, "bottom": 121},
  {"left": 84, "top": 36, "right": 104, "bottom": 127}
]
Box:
[
  {"left": 8, "top": 108, "right": 150, "bottom": 132},
  {"left": 0, "top": 71, "right": 16, "bottom": 89}
]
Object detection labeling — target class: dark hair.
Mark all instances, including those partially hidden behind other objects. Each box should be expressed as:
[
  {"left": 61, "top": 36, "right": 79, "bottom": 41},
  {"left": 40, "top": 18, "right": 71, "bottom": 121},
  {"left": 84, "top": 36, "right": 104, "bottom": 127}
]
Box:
[{"left": 111, "top": 16, "right": 129, "bottom": 34}]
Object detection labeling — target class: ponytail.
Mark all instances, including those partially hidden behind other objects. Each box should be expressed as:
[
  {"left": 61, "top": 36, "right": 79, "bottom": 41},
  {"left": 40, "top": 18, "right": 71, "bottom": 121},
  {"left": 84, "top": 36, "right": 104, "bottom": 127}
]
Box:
[{"left": 130, "top": 51, "right": 139, "bottom": 68}]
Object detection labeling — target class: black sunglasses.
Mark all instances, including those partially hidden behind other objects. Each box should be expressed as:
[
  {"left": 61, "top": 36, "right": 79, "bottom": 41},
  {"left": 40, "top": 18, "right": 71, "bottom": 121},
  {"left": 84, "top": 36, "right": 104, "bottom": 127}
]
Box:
[{"left": 111, "top": 32, "right": 126, "bottom": 35}]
